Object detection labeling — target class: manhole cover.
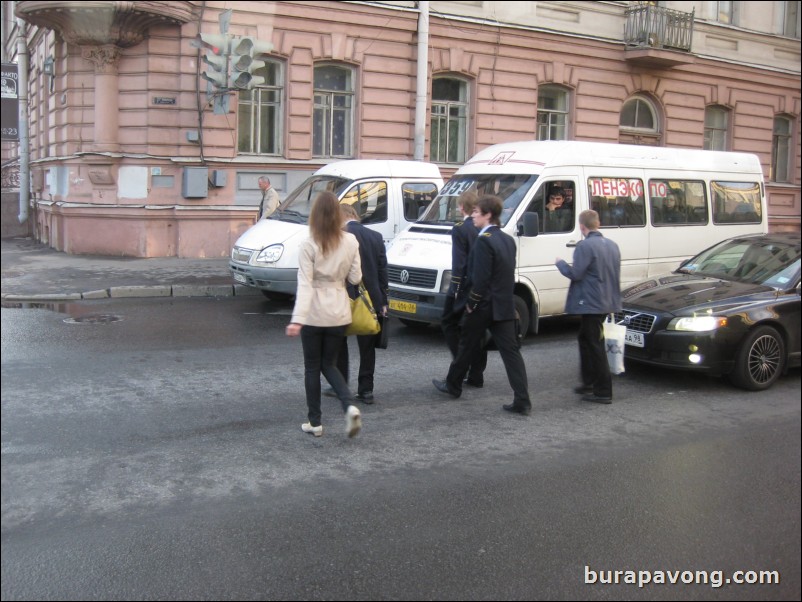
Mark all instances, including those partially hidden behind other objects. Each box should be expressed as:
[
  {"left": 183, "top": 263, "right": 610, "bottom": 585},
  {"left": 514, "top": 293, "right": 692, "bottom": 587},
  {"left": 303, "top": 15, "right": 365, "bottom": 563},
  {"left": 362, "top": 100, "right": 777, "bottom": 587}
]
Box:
[{"left": 64, "top": 314, "right": 122, "bottom": 324}]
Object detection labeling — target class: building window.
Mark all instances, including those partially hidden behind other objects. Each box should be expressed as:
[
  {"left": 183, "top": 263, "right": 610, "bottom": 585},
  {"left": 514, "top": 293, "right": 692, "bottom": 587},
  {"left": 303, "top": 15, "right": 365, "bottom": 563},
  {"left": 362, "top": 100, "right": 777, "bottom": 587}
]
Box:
[
  {"left": 619, "top": 96, "right": 660, "bottom": 144},
  {"left": 783, "top": 1, "right": 801, "bottom": 37},
  {"left": 238, "top": 61, "right": 283, "bottom": 155},
  {"left": 771, "top": 116, "right": 793, "bottom": 183},
  {"left": 313, "top": 64, "right": 354, "bottom": 158},
  {"left": 537, "top": 86, "right": 569, "bottom": 141},
  {"left": 716, "top": 1, "right": 739, "bottom": 25},
  {"left": 704, "top": 106, "right": 729, "bottom": 151},
  {"left": 431, "top": 77, "right": 468, "bottom": 164}
]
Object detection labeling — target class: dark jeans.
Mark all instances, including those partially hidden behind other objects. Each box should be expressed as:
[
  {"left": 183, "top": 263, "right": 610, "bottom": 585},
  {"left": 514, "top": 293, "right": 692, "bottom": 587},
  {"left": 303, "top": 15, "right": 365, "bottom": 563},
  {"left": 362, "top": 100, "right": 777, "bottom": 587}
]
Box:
[
  {"left": 446, "top": 305, "right": 529, "bottom": 407},
  {"left": 337, "top": 334, "right": 377, "bottom": 395},
  {"left": 578, "top": 314, "right": 612, "bottom": 397},
  {"left": 301, "top": 325, "right": 353, "bottom": 426},
  {"left": 441, "top": 295, "right": 486, "bottom": 383}
]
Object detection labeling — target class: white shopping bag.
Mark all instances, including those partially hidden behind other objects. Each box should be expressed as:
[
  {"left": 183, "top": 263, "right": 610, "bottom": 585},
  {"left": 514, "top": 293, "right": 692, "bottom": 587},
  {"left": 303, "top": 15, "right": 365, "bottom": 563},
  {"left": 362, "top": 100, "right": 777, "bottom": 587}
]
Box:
[{"left": 603, "top": 315, "right": 626, "bottom": 375}]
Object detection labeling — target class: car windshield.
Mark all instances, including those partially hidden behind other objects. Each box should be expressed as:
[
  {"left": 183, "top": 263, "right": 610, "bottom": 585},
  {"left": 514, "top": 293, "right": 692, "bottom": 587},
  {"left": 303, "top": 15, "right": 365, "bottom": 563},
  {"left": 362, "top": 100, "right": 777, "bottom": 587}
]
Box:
[
  {"left": 680, "top": 237, "right": 801, "bottom": 288},
  {"left": 418, "top": 174, "right": 538, "bottom": 227},
  {"left": 271, "top": 175, "right": 351, "bottom": 223}
]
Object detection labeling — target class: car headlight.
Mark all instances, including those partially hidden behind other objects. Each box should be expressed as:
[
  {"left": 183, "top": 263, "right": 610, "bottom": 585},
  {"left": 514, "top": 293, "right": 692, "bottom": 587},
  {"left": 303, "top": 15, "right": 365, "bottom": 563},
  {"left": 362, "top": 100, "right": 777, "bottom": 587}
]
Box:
[
  {"left": 440, "top": 270, "right": 452, "bottom": 294},
  {"left": 255, "top": 244, "right": 284, "bottom": 264},
  {"left": 667, "top": 316, "right": 728, "bottom": 331}
]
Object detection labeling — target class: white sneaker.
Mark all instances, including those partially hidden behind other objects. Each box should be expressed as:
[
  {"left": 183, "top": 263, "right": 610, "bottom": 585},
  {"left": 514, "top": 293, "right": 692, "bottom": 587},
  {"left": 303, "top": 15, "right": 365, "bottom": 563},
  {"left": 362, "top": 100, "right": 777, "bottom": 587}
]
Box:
[
  {"left": 345, "top": 405, "right": 362, "bottom": 438},
  {"left": 301, "top": 422, "right": 323, "bottom": 437}
]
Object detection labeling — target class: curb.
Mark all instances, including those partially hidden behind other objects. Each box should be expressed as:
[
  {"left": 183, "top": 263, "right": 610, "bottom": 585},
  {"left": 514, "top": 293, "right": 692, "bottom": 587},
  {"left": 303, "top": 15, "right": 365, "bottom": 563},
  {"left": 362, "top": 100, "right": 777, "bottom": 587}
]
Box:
[{"left": 1, "top": 283, "right": 264, "bottom": 302}]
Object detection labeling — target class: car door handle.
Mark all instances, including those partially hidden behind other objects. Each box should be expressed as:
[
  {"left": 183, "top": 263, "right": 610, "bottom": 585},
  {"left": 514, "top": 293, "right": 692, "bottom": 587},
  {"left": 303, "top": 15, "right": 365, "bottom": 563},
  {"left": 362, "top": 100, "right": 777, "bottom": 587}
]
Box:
[{"left": 566, "top": 240, "right": 578, "bottom": 248}]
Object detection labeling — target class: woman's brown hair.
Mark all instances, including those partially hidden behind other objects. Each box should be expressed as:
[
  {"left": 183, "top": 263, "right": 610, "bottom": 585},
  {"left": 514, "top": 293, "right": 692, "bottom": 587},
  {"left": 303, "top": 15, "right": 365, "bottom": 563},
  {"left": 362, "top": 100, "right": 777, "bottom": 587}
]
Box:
[{"left": 308, "top": 191, "right": 343, "bottom": 256}]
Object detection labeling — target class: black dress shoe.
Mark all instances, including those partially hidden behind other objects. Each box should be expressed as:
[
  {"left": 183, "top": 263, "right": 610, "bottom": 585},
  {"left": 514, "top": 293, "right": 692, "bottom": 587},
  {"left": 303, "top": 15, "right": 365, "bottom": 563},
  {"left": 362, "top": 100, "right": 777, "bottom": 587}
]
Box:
[
  {"left": 502, "top": 403, "right": 531, "bottom": 416},
  {"left": 464, "top": 378, "right": 484, "bottom": 388},
  {"left": 573, "top": 385, "right": 593, "bottom": 394},
  {"left": 432, "top": 379, "right": 460, "bottom": 398},
  {"left": 355, "top": 392, "right": 374, "bottom": 404},
  {"left": 582, "top": 394, "right": 612, "bottom": 404}
]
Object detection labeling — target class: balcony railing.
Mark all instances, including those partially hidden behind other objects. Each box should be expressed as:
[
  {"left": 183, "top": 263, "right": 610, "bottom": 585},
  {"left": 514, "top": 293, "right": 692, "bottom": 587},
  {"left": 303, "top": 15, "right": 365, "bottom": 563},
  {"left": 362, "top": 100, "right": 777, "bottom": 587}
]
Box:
[{"left": 624, "top": 3, "right": 694, "bottom": 52}]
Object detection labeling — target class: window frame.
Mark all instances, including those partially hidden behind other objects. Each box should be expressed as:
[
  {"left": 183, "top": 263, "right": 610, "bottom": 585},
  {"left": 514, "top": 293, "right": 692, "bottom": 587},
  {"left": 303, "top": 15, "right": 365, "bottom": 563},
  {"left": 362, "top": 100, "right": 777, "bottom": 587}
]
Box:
[
  {"left": 430, "top": 76, "right": 469, "bottom": 165},
  {"left": 703, "top": 106, "right": 730, "bottom": 151},
  {"left": 619, "top": 95, "right": 661, "bottom": 142},
  {"left": 313, "top": 63, "right": 356, "bottom": 159},
  {"left": 237, "top": 59, "right": 284, "bottom": 156},
  {"left": 771, "top": 115, "right": 794, "bottom": 183},
  {"left": 537, "top": 85, "right": 570, "bottom": 141}
]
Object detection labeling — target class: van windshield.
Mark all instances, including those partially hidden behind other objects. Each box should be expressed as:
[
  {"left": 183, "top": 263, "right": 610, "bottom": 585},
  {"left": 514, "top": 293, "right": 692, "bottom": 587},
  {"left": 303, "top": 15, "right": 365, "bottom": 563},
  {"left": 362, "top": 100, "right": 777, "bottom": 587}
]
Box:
[
  {"left": 272, "top": 176, "right": 351, "bottom": 223},
  {"left": 418, "top": 174, "right": 538, "bottom": 226}
]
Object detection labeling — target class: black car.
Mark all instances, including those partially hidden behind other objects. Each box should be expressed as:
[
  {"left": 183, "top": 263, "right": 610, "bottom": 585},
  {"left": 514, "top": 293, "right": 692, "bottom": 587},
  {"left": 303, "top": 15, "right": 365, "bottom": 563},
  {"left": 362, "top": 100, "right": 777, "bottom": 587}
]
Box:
[{"left": 616, "top": 233, "right": 801, "bottom": 390}]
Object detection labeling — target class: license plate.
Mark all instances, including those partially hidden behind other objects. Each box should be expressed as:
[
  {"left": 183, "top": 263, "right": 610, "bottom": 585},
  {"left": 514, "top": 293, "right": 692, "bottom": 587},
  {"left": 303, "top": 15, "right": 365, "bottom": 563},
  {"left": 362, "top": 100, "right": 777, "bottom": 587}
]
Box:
[
  {"left": 625, "top": 330, "right": 644, "bottom": 348},
  {"left": 232, "top": 273, "right": 246, "bottom": 284},
  {"left": 389, "top": 299, "right": 417, "bottom": 314}
]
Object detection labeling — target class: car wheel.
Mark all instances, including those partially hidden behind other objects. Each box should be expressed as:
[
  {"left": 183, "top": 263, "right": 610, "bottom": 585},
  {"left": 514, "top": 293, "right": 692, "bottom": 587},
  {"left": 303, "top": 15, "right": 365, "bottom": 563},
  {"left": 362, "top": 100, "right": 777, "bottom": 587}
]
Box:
[
  {"left": 514, "top": 295, "right": 530, "bottom": 338},
  {"left": 730, "top": 325, "right": 786, "bottom": 391},
  {"left": 261, "top": 290, "right": 293, "bottom": 302}
]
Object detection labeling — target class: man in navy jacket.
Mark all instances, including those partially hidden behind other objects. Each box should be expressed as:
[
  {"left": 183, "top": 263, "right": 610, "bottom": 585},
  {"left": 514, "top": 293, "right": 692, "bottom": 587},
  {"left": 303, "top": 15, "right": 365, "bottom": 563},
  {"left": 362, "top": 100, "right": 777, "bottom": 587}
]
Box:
[
  {"left": 556, "top": 209, "right": 622, "bottom": 403},
  {"left": 336, "top": 203, "right": 388, "bottom": 403},
  {"left": 433, "top": 195, "right": 532, "bottom": 416}
]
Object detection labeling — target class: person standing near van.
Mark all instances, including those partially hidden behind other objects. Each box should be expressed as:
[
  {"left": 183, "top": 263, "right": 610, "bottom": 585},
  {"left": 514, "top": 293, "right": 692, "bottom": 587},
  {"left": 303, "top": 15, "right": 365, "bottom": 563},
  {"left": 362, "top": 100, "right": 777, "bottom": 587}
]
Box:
[
  {"left": 441, "top": 192, "right": 486, "bottom": 387},
  {"left": 258, "top": 176, "right": 280, "bottom": 219},
  {"left": 555, "top": 209, "right": 622, "bottom": 404},
  {"left": 433, "top": 195, "right": 532, "bottom": 416},
  {"left": 336, "top": 203, "right": 388, "bottom": 404},
  {"left": 285, "top": 192, "right": 363, "bottom": 438}
]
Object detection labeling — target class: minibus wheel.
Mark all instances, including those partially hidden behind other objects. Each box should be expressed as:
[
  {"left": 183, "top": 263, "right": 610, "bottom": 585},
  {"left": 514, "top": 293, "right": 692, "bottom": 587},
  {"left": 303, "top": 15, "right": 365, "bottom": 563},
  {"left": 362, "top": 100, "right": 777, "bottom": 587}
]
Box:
[{"left": 514, "top": 295, "right": 529, "bottom": 339}]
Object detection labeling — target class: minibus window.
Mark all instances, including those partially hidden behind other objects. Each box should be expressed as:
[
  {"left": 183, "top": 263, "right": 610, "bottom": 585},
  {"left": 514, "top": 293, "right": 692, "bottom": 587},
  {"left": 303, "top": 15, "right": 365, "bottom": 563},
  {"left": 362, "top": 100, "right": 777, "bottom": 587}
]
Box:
[
  {"left": 587, "top": 177, "right": 646, "bottom": 228},
  {"left": 649, "top": 180, "right": 708, "bottom": 226},
  {"left": 711, "top": 181, "right": 762, "bottom": 224},
  {"left": 523, "top": 181, "right": 576, "bottom": 233},
  {"left": 341, "top": 181, "right": 389, "bottom": 224}
]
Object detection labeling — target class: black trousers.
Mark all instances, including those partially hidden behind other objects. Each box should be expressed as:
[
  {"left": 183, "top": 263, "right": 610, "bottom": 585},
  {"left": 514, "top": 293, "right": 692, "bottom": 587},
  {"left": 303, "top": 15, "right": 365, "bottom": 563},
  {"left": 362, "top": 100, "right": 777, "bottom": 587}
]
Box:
[
  {"left": 446, "top": 305, "right": 530, "bottom": 407},
  {"left": 578, "top": 314, "right": 612, "bottom": 398},
  {"left": 336, "top": 333, "right": 377, "bottom": 395},
  {"left": 301, "top": 325, "right": 353, "bottom": 426},
  {"left": 441, "top": 295, "right": 487, "bottom": 383}
]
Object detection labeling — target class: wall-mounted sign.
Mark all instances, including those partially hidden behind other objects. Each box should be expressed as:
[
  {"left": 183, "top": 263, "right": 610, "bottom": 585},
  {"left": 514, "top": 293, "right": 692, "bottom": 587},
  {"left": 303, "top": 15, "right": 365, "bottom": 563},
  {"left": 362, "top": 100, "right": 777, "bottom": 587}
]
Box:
[
  {"left": 152, "top": 96, "right": 176, "bottom": 105},
  {"left": 1, "top": 63, "right": 19, "bottom": 141}
]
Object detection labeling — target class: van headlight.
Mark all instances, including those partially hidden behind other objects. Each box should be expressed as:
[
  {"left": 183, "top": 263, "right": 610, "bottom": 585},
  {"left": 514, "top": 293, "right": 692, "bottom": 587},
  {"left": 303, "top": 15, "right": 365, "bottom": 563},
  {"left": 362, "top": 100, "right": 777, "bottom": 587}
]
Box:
[
  {"left": 440, "top": 270, "right": 452, "bottom": 293},
  {"left": 255, "top": 244, "right": 284, "bottom": 264},
  {"left": 667, "top": 316, "right": 727, "bottom": 331}
]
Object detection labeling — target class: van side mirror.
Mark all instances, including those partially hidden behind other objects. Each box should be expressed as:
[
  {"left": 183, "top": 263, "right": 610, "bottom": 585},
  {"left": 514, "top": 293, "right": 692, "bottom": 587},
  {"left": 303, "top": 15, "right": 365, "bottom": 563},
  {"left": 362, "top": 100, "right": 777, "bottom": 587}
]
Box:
[{"left": 519, "top": 212, "right": 539, "bottom": 237}]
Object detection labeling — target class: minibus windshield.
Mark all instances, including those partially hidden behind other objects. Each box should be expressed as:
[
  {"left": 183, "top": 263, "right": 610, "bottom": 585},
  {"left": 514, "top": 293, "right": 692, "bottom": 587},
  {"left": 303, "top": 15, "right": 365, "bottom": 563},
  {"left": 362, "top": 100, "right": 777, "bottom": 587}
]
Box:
[
  {"left": 272, "top": 176, "right": 351, "bottom": 223},
  {"left": 418, "top": 174, "right": 538, "bottom": 226}
]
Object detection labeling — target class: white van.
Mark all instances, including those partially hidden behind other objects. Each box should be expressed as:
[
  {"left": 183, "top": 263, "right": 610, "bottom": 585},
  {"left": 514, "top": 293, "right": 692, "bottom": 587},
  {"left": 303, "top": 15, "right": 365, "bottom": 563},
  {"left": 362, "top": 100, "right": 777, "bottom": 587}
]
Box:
[
  {"left": 230, "top": 160, "right": 443, "bottom": 299},
  {"left": 387, "top": 141, "right": 768, "bottom": 334}
]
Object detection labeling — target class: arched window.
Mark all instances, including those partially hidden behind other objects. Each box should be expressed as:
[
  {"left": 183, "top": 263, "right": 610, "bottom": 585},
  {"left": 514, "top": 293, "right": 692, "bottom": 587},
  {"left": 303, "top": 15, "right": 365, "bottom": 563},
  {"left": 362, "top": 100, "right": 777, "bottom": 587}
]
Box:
[
  {"left": 619, "top": 95, "right": 661, "bottom": 144},
  {"left": 537, "top": 85, "right": 570, "bottom": 141},
  {"left": 704, "top": 106, "right": 729, "bottom": 151},
  {"left": 430, "top": 77, "right": 468, "bottom": 164},
  {"left": 772, "top": 115, "right": 794, "bottom": 183},
  {"left": 238, "top": 60, "right": 283, "bottom": 155},
  {"left": 313, "top": 64, "right": 355, "bottom": 158}
]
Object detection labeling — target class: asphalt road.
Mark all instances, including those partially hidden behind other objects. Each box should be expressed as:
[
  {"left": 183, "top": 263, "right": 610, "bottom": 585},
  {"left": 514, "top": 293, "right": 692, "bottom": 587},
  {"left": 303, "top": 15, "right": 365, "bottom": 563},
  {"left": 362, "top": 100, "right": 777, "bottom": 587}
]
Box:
[{"left": 2, "top": 296, "right": 800, "bottom": 600}]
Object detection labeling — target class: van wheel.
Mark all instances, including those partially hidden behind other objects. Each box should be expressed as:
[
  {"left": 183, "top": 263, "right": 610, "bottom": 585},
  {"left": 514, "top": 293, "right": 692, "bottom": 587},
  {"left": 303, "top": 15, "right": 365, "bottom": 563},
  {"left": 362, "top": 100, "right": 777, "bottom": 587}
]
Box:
[
  {"left": 729, "top": 325, "right": 785, "bottom": 391},
  {"left": 399, "top": 318, "right": 429, "bottom": 329},
  {"left": 514, "top": 295, "right": 529, "bottom": 339},
  {"left": 261, "top": 290, "right": 293, "bottom": 302}
]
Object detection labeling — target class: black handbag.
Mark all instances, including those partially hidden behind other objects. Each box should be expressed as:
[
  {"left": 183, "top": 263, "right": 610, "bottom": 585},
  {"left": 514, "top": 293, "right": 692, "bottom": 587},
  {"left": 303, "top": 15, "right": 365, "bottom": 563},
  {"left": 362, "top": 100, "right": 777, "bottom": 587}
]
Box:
[{"left": 375, "top": 315, "right": 389, "bottom": 349}]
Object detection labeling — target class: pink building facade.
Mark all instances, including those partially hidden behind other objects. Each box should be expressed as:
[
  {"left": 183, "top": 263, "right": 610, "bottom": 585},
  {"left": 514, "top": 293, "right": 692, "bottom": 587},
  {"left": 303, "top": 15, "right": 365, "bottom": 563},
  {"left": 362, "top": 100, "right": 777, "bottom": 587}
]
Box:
[{"left": 2, "top": 1, "right": 799, "bottom": 257}]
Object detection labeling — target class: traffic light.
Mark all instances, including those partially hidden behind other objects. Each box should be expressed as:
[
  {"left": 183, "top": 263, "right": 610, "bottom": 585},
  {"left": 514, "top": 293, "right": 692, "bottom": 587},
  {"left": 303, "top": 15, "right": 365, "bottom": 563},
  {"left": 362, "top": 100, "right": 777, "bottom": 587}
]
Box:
[
  {"left": 229, "top": 37, "right": 274, "bottom": 90},
  {"left": 198, "top": 32, "right": 231, "bottom": 92}
]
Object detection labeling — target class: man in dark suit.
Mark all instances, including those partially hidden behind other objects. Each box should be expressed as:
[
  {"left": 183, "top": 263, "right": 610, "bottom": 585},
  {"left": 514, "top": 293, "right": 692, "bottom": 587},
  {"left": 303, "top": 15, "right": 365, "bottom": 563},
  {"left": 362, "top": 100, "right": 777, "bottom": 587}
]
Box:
[
  {"left": 336, "top": 203, "right": 388, "bottom": 403},
  {"left": 433, "top": 195, "right": 532, "bottom": 415},
  {"left": 441, "top": 191, "right": 486, "bottom": 387}
]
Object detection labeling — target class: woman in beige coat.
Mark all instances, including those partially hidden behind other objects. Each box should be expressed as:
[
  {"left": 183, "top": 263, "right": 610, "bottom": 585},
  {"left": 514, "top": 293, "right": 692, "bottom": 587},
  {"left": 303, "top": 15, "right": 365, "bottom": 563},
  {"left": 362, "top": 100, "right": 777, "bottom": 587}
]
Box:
[{"left": 286, "top": 191, "right": 363, "bottom": 438}]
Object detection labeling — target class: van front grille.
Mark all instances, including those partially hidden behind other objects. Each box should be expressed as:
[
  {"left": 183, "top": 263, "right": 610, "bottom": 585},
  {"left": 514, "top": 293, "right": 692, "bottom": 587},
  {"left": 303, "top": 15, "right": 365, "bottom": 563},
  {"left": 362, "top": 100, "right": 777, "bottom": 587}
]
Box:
[{"left": 388, "top": 265, "right": 438, "bottom": 289}]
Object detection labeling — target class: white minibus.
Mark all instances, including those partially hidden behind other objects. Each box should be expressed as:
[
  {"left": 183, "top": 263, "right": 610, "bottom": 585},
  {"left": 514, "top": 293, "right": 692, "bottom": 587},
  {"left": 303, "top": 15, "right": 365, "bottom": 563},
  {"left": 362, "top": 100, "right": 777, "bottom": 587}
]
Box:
[
  {"left": 230, "top": 160, "right": 443, "bottom": 300},
  {"left": 387, "top": 141, "right": 768, "bottom": 335}
]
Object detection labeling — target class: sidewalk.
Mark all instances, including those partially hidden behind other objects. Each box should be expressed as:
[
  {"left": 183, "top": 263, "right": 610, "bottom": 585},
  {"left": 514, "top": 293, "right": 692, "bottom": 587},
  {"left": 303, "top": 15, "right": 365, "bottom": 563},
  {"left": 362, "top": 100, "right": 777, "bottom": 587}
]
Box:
[{"left": 1, "top": 237, "right": 260, "bottom": 302}]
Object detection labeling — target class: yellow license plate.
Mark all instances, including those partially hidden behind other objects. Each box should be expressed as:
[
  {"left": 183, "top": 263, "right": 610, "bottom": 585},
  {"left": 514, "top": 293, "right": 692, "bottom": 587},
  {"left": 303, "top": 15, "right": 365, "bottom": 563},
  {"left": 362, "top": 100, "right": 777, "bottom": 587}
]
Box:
[{"left": 390, "top": 300, "right": 417, "bottom": 314}]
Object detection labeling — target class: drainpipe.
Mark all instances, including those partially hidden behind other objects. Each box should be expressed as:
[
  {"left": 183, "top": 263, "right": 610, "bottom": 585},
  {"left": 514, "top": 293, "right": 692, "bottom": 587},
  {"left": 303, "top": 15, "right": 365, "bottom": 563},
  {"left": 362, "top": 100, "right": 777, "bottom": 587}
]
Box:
[
  {"left": 413, "top": 1, "right": 429, "bottom": 161},
  {"left": 16, "top": 6, "right": 30, "bottom": 225}
]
